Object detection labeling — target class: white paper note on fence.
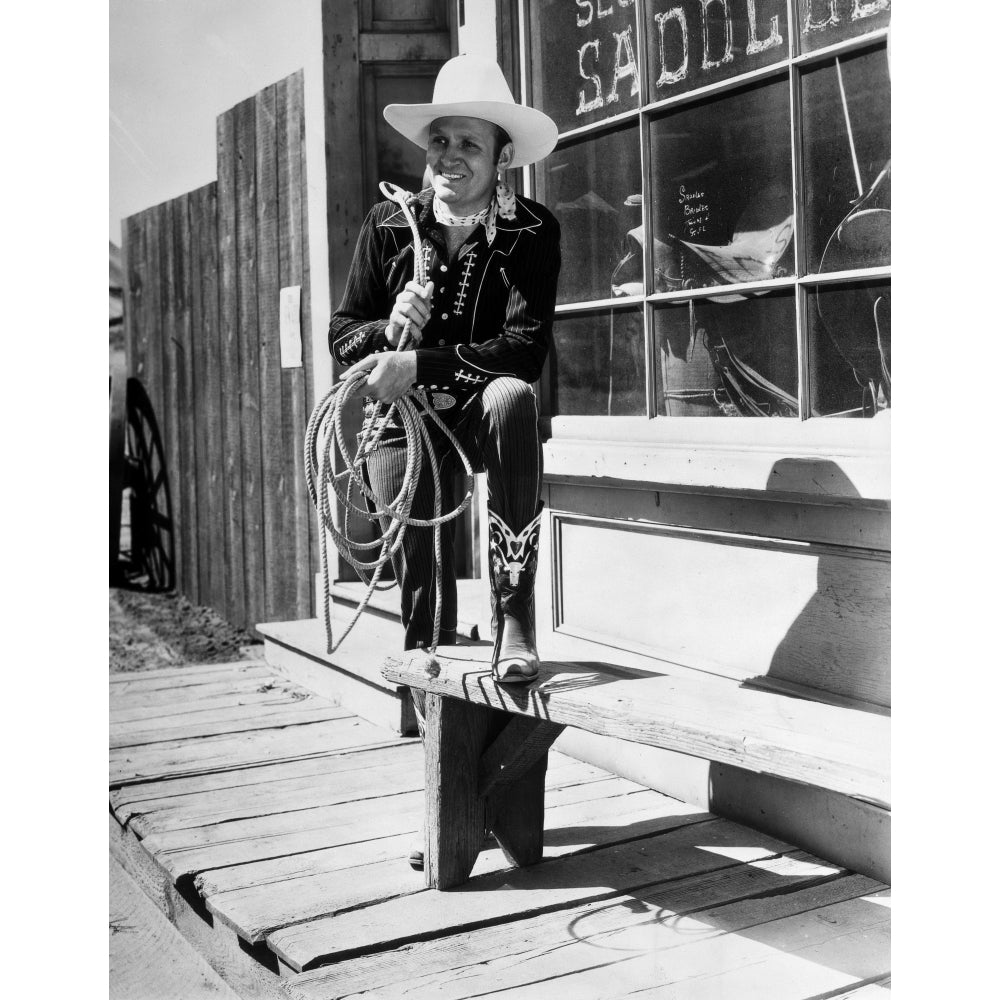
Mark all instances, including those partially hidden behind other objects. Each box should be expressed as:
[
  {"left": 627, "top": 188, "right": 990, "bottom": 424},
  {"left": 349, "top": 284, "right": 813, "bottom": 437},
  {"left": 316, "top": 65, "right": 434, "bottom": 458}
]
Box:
[{"left": 279, "top": 286, "right": 303, "bottom": 368}]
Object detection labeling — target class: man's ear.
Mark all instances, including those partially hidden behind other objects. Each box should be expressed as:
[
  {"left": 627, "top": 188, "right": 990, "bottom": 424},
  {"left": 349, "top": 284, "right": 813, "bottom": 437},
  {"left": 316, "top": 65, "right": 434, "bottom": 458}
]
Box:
[{"left": 497, "top": 142, "right": 514, "bottom": 172}]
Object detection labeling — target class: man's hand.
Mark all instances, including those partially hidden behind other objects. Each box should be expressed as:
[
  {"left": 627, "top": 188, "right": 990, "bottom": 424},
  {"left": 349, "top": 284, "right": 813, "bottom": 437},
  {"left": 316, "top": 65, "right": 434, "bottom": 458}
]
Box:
[
  {"left": 340, "top": 351, "right": 418, "bottom": 403},
  {"left": 386, "top": 280, "right": 434, "bottom": 347}
]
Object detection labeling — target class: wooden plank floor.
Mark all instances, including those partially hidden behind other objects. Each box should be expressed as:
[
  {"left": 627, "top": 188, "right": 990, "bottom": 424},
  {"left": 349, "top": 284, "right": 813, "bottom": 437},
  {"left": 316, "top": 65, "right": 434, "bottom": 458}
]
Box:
[
  {"left": 111, "top": 852, "right": 242, "bottom": 1000},
  {"left": 110, "top": 660, "right": 890, "bottom": 999}
]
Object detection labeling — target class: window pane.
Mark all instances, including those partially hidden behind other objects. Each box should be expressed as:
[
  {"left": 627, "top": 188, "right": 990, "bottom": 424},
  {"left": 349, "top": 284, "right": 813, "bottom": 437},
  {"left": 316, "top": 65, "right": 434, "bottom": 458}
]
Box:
[
  {"left": 649, "top": 77, "right": 793, "bottom": 292},
  {"left": 549, "top": 308, "right": 645, "bottom": 416},
  {"left": 370, "top": 71, "right": 435, "bottom": 206},
  {"left": 798, "top": 1, "right": 891, "bottom": 55},
  {"left": 654, "top": 291, "right": 798, "bottom": 417},
  {"left": 529, "top": 0, "right": 640, "bottom": 133},
  {"left": 536, "top": 125, "right": 642, "bottom": 305},
  {"left": 807, "top": 280, "right": 889, "bottom": 417},
  {"left": 801, "top": 45, "right": 890, "bottom": 274},
  {"left": 645, "top": 0, "right": 788, "bottom": 100}
]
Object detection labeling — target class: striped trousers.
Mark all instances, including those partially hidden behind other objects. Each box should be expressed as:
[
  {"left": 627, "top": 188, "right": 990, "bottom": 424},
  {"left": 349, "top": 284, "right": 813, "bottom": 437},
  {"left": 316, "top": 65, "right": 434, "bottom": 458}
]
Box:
[{"left": 365, "top": 377, "right": 542, "bottom": 663}]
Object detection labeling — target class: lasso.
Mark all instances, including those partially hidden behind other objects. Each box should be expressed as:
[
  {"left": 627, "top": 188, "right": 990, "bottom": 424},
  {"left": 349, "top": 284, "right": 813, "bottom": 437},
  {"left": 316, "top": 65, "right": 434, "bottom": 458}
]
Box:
[{"left": 305, "top": 182, "right": 475, "bottom": 654}]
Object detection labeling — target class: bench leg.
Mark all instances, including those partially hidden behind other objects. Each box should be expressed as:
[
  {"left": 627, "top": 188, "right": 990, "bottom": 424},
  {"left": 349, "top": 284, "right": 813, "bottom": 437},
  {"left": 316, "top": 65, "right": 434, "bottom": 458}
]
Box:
[
  {"left": 424, "top": 697, "right": 565, "bottom": 889},
  {"left": 479, "top": 715, "right": 565, "bottom": 869},
  {"left": 488, "top": 754, "right": 548, "bottom": 868},
  {"left": 423, "top": 693, "right": 496, "bottom": 889}
]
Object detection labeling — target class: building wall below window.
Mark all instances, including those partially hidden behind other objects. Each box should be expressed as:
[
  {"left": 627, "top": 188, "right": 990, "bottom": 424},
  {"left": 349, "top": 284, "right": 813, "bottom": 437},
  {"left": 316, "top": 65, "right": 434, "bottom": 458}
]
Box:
[
  {"left": 531, "top": 471, "right": 890, "bottom": 882},
  {"left": 543, "top": 484, "right": 889, "bottom": 708}
]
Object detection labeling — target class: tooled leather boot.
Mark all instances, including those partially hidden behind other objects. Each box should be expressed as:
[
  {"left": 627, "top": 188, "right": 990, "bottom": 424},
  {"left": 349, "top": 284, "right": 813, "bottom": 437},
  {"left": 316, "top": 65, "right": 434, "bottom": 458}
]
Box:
[{"left": 488, "top": 506, "right": 543, "bottom": 683}]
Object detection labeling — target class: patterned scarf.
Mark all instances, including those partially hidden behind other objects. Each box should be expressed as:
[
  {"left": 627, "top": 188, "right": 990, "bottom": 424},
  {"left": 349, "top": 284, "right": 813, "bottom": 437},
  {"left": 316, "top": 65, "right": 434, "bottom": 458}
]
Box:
[{"left": 432, "top": 180, "right": 518, "bottom": 246}]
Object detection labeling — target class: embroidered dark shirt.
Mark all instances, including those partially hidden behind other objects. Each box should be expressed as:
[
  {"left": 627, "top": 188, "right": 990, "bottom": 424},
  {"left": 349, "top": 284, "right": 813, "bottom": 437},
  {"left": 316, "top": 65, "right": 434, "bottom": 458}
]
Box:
[{"left": 328, "top": 187, "right": 561, "bottom": 408}]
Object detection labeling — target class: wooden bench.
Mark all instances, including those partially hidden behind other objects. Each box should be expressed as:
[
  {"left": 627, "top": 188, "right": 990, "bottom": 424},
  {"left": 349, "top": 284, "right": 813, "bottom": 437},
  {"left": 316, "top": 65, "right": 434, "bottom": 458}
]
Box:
[{"left": 382, "top": 645, "right": 890, "bottom": 890}]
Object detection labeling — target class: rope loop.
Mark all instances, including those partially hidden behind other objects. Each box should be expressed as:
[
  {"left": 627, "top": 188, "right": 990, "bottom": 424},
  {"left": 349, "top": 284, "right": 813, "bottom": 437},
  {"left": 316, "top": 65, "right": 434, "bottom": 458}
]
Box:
[{"left": 305, "top": 184, "right": 473, "bottom": 654}]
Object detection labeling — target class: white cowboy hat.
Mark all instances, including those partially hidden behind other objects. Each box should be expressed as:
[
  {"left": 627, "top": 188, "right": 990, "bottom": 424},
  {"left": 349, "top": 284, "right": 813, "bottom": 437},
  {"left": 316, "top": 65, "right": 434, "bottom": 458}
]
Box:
[{"left": 383, "top": 55, "right": 558, "bottom": 169}]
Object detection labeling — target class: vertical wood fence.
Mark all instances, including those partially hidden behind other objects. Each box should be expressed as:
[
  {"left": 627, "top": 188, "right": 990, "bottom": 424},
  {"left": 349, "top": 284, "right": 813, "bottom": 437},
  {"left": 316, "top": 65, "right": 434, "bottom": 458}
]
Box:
[{"left": 122, "top": 71, "right": 315, "bottom": 633}]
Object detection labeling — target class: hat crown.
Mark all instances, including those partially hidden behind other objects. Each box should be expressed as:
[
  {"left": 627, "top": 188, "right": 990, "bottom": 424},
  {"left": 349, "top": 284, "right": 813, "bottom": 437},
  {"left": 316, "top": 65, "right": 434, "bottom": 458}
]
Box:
[
  {"left": 382, "top": 55, "right": 558, "bottom": 168},
  {"left": 431, "top": 55, "right": 515, "bottom": 108}
]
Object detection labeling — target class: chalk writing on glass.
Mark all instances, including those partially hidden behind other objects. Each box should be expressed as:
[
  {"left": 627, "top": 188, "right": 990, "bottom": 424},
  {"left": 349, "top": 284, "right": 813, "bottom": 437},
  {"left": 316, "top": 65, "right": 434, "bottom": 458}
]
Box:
[
  {"left": 651, "top": 1, "right": 788, "bottom": 94},
  {"left": 679, "top": 185, "right": 710, "bottom": 240},
  {"left": 701, "top": 0, "right": 734, "bottom": 71},
  {"left": 577, "top": 39, "right": 604, "bottom": 115},
  {"left": 606, "top": 25, "right": 640, "bottom": 105},
  {"left": 746, "top": 0, "right": 783, "bottom": 54},
  {"left": 803, "top": 0, "right": 889, "bottom": 33},
  {"left": 655, "top": 9, "right": 690, "bottom": 87},
  {"left": 572, "top": 0, "right": 638, "bottom": 118}
]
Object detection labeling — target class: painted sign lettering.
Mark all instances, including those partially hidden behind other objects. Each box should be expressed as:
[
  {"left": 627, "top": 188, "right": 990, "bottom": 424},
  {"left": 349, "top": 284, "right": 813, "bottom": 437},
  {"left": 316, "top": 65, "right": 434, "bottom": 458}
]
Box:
[
  {"left": 556, "top": 0, "right": 887, "bottom": 128},
  {"left": 650, "top": 0, "right": 786, "bottom": 96},
  {"left": 802, "top": 0, "right": 890, "bottom": 33}
]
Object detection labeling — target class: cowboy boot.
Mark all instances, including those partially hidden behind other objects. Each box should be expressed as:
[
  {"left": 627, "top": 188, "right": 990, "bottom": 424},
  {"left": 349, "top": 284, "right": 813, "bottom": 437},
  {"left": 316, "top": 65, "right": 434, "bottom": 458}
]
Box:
[{"left": 488, "top": 506, "right": 543, "bottom": 683}]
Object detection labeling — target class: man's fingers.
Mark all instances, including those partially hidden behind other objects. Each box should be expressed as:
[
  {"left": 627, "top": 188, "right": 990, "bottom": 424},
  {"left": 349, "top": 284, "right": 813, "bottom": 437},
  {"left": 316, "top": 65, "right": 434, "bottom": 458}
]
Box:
[
  {"left": 339, "top": 354, "right": 379, "bottom": 381},
  {"left": 407, "top": 300, "right": 431, "bottom": 324},
  {"left": 393, "top": 300, "right": 429, "bottom": 328},
  {"left": 405, "top": 280, "right": 435, "bottom": 301},
  {"left": 385, "top": 278, "right": 437, "bottom": 347}
]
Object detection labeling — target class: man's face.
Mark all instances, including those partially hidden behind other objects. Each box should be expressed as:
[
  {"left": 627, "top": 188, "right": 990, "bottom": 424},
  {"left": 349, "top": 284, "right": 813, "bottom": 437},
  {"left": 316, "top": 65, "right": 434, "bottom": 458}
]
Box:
[{"left": 426, "top": 116, "right": 511, "bottom": 216}]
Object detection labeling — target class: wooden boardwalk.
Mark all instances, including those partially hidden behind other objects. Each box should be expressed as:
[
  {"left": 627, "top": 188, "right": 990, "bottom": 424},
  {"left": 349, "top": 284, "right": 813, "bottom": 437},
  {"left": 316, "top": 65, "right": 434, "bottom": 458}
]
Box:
[{"left": 109, "top": 659, "right": 890, "bottom": 999}]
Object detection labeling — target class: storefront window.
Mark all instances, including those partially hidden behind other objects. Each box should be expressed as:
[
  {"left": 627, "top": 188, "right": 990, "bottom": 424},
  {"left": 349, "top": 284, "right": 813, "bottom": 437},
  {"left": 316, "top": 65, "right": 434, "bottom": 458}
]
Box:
[
  {"left": 807, "top": 279, "right": 889, "bottom": 417},
  {"left": 801, "top": 46, "right": 890, "bottom": 274},
  {"left": 654, "top": 291, "right": 797, "bottom": 417},
  {"left": 526, "top": 1, "right": 890, "bottom": 419},
  {"left": 537, "top": 125, "right": 642, "bottom": 305},
  {"left": 649, "top": 78, "right": 793, "bottom": 292},
  {"left": 549, "top": 307, "right": 646, "bottom": 416}
]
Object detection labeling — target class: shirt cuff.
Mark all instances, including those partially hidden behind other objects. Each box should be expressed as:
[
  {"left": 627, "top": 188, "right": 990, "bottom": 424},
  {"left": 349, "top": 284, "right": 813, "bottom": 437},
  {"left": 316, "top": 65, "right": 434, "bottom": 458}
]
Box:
[{"left": 414, "top": 346, "right": 461, "bottom": 390}]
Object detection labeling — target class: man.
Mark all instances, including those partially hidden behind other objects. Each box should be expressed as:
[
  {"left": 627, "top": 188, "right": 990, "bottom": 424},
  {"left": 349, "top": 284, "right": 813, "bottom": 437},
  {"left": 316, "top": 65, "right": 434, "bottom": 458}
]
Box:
[{"left": 330, "top": 55, "right": 560, "bottom": 697}]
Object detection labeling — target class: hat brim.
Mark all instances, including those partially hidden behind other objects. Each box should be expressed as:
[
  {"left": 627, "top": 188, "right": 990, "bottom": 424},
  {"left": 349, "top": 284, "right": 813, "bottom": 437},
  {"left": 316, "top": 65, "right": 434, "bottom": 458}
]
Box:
[{"left": 383, "top": 100, "right": 558, "bottom": 169}]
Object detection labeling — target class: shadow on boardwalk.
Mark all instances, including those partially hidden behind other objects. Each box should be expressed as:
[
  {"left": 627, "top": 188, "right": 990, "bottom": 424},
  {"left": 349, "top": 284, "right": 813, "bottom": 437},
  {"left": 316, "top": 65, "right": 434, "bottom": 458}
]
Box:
[{"left": 109, "top": 658, "right": 890, "bottom": 1000}]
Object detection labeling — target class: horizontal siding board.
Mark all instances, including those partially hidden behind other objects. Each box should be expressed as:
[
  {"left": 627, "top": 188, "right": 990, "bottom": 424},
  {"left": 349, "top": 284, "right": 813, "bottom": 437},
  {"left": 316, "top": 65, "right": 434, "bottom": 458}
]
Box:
[
  {"left": 553, "top": 515, "right": 889, "bottom": 706},
  {"left": 546, "top": 479, "right": 891, "bottom": 552}
]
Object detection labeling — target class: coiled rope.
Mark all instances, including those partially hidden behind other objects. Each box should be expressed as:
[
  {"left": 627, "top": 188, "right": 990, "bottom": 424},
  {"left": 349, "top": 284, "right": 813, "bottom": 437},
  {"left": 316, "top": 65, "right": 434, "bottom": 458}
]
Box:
[{"left": 305, "top": 182, "right": 475, "bottom": 654}]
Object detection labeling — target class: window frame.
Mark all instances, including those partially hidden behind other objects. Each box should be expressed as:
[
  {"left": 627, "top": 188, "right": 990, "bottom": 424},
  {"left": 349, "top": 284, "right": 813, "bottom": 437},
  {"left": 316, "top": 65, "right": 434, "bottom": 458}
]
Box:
[{"left": 513, "top": 0, "right": 890, "bottom": 488}]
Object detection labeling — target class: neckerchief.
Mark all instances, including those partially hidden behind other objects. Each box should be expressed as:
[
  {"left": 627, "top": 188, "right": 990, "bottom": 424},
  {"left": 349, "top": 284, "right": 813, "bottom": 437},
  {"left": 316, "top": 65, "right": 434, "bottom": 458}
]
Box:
[{"left": 432, "top": 180, "right": 517, "bottom": 246}]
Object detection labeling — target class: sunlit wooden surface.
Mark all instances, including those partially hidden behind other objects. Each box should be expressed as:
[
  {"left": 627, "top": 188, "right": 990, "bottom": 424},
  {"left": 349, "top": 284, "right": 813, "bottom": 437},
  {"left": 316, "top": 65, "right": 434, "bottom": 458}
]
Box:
[{"left": 110, "top": 659, "right": 890, "bottom": 999}]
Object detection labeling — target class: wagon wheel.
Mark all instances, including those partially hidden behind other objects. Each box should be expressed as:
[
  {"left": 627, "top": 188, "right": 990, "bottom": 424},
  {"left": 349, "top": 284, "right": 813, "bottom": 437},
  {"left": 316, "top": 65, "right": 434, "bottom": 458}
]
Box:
[
  {"left": 109, "top": 351, "right": 128, "bottom": 577},
  {"left": 110, "top": 372, "right": 175, "bottom": 591}
]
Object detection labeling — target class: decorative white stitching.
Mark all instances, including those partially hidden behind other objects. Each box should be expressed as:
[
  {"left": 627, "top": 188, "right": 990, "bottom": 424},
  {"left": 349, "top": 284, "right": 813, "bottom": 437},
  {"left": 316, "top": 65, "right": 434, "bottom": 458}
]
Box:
[
  {"left": 454, "top": 369, "right": 488, "bottom": 386},
  {"left": 453, "top": 249, "right": 477, "bottom": 317},
  {"left": 488, "top": 509, "right": 542, "bottom": 586},
  {"left": 339, "top": 330, "right": 366, "bottom": 358}
]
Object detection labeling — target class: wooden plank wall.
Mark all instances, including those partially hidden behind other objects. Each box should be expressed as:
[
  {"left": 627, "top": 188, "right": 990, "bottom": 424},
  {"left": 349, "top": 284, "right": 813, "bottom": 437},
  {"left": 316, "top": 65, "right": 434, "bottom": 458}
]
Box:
[{"left": 121, "top": 71, "right": 314, "bottom": 633}]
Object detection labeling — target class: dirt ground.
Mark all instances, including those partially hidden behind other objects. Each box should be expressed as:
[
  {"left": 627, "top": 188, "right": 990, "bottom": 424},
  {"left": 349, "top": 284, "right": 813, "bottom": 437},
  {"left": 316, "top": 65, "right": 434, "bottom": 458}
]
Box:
[{"left": 109, "top": 587, "right": 263, "bottom": 673}]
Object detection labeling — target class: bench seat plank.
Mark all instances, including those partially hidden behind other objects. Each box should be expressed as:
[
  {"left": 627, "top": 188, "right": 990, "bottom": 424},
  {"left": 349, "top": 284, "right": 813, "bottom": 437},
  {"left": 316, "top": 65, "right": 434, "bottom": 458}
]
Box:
[{"left": 383, "top": 647, "right": 889, "bottom": 808}]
